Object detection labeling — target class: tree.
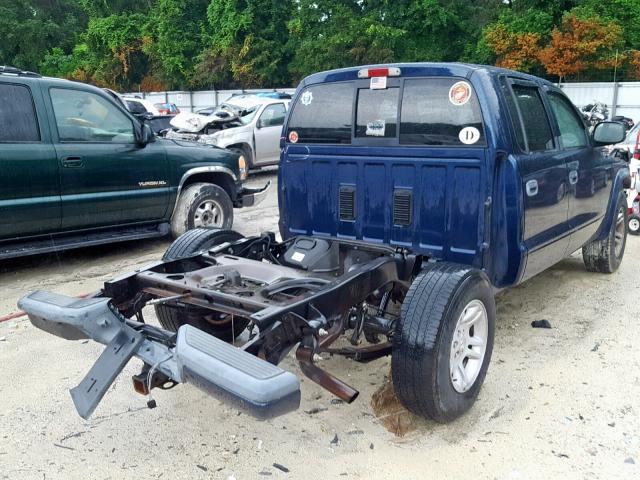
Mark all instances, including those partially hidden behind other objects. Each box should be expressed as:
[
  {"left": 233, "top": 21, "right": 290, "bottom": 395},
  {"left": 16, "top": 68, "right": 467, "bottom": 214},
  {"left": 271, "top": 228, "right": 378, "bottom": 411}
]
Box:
[
  {"left": 0, "top": 0, "right": 87, "bottom": 71},
  {"left": 484, "top": 26, "right": 542, "bottom": 71},
  {"left": 538, "top": 14, "right": 623, "bottom": 81},
  {"left": 287, "top": 1, "right": 402, "bottom": 81},
  {"left": 146, "top": 0, "right": 211, "bottom": 89},
  {"left": 194, "top": 0, "right": 293, "bottom": 88},
  {"left": 481, "top": 8, "right": 552, "bottom": 72}
]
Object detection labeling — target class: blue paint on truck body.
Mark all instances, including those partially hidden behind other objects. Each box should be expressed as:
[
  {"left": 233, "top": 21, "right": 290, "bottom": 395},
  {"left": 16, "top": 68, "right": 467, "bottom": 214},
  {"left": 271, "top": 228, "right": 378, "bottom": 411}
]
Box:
[{"left": 278, "top": 63, "right": 628, "bottom": 289}]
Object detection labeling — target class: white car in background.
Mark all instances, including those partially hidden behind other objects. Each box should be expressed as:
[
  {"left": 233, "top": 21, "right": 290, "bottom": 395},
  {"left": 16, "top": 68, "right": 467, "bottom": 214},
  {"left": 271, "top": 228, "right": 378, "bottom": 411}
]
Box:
[{"left": 166, "top": 95, "right": 290, "bottom": 168}]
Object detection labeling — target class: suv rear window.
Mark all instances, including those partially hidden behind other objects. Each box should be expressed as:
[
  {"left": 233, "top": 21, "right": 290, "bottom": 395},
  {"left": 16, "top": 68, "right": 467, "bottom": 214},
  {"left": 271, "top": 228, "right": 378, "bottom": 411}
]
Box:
[
  {"left": 400, "top": 78, "right": 485, "bottom": 146},
  {"left": 286, "top": 83, "right": 353, "bottom": 144},
  {"left": 0, "top": 84, "right": 40, "bottom": 142}
]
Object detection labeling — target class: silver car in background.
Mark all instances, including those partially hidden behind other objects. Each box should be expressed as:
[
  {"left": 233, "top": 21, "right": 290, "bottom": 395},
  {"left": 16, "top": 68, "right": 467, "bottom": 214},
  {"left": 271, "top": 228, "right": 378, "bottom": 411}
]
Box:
[{"left": 166, "top": 95, "right": 289, "bottom": 168}]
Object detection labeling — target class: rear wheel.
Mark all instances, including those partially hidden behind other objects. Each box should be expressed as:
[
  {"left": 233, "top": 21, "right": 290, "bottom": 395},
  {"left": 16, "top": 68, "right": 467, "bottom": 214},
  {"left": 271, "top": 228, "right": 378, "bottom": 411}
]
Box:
[
  {"left": 391, "top": 263, "right": 495, "bottom": 422},
  {"left": 582, "top": 191, "right": 628, "bottom": 273},
  {"left": 155, "top": 228, "right": 249, "bottom": 340}
]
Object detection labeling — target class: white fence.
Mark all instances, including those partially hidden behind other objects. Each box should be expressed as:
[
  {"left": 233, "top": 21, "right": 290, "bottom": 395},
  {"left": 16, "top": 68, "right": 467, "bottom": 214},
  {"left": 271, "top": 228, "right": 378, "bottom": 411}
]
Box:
[
  {"left": 126, "top": 88, "right": 296, "bottom": 113},
  {"left": 128, "top": 82, "right": 640, "bottom": 121},
  {"left": 557, "top": 82, "right": 640, "bottom": 120}
]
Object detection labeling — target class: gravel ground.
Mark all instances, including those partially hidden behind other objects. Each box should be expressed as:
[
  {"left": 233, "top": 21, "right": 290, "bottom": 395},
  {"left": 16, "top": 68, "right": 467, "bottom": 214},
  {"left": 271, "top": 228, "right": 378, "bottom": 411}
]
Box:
[{"left": 0, "top": 169, "right": 638, "bottom": 479}]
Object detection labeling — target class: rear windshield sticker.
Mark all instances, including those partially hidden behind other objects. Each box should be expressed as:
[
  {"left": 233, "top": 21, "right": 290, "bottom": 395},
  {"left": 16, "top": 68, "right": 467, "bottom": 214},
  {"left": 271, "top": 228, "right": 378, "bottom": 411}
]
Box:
[
  {"left": 366, "top": 120, "right": 386, "bottom": 136},
  {"left": 300, "top": 90, "right": 313, "bottom": 106},
  {"left": 288, "top": 130, "right": 299, "bottom": 143},
  {"left": 449, "top": 81, "right": 472, "bottom": 106},
  {"left": 459, "top": 126, "right": 480, "bottom": 144},
  {"left": 370, "top": 76, "right": 387, "bottom": 90}
]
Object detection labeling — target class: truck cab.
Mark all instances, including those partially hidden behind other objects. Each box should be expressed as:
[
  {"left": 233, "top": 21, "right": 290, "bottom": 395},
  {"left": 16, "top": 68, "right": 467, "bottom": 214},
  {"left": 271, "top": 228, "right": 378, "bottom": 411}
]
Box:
[{"left": 279, "top": 63, "right": 630, "bottom": 288}]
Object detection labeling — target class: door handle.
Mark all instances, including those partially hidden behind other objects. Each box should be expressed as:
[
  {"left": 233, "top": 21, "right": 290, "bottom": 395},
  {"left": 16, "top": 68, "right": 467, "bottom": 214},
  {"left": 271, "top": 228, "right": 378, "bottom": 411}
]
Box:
[
  {"left": 61, "top": 156, "right": 83, "bottom": 168},
  {"left": 525, "top": 179, "right": 538, "bottom": 197}
]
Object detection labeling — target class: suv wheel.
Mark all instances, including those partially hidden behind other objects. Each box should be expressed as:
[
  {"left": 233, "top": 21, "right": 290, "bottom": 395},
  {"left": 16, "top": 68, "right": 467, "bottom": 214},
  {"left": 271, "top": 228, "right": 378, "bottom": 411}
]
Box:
[
  {"left": 582, "top": 191, "right": 628, "bottom": 273},
  {"left": 155, "top": 228, "right": 250, "bottom": 340},
  {"left": 171, "top": 182, "right": 233, "bottom": 238},
  {"left": 391, "top": 263, "right": 495, "bottom": 422}
]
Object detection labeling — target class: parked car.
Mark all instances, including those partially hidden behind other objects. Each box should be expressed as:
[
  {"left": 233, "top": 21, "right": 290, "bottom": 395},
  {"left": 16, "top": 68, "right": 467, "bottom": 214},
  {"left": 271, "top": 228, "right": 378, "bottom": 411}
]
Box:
[
  {"left": 167, "top": 95, "right": 290, "bottom": 168},
  {"left": 0, "top": 67, "right": 268, "bottom": 259},
  {"left": 154, "top": 102, "right": 180, "bottom": 115},
  {"left": 20, "top": 63, "right": 630, "bottom": 424}
]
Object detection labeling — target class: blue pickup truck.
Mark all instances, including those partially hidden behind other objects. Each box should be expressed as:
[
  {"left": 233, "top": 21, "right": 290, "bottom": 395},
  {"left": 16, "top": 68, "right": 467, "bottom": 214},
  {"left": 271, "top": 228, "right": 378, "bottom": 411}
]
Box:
[{"left": 20, "top": 63, "right": 630, "bottom": 423}]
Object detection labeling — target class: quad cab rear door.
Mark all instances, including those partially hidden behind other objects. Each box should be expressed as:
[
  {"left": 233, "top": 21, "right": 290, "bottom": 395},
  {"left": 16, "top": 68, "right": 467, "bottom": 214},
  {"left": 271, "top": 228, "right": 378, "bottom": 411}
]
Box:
[
  {"left": 279, "top": 71, "right": 490, "bottom": 268},
  {"left": 499, "top": 77, "right": 571, "bottom": 281}
]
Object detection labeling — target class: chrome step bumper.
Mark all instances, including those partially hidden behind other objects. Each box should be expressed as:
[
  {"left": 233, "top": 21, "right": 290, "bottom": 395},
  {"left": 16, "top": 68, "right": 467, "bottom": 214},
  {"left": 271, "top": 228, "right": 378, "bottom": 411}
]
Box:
[{"left": 18, "top": 291, "right": 300, "bottom": 419}]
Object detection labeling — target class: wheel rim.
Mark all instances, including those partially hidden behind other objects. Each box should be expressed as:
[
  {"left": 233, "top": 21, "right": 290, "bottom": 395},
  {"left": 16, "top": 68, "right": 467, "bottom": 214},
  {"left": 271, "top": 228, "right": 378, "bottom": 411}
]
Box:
[
  {"left": 630, "top": 218, "right": 640, "bottom": 232},
  {"left": 193, "top": 199, "right": 224, "bottom": 228},
  {"left": 614, "top": 207, "right": 626, "bottom": 257},
  {"left": 449, "top": 299, "right": 488, "bottom": 393}
]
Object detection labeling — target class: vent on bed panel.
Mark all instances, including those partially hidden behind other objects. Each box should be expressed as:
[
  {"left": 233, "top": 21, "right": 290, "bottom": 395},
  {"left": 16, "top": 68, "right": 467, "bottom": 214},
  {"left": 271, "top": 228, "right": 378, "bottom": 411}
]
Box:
[
  {"left": 339, "top": 185, "right": 356, "bottom": 221},
  {"left": 393, "top": 189, "right": 413, "bottom": 226}
]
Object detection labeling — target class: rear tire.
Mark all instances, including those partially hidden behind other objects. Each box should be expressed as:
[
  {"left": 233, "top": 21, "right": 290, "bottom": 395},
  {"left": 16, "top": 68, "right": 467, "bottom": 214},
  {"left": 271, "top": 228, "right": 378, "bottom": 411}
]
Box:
[
  {"left": 391, "top": 263, "right": 495, "bottom": 422},
  {"left": 582, "top": 191, "right": 628, "bottom": 273},
  {"left": 629, "top": 214, "right": 640, "bottom": 236},
  {"left": 155, "top": 228, "right": 249, "bottom": 340}
]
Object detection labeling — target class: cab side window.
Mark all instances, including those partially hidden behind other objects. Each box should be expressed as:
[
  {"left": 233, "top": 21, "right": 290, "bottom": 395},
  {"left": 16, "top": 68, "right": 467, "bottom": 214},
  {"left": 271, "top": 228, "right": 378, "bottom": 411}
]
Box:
[
  {"left": 50, "top": 88, "right": 135, "bottom": 143},
  {"left": 510, "top": 84, "right": 555, "bottom": 152},
  {"left": 259, "top": 103, "right": 286, "bottom": 127},
  {"left": 0, "top": 84, "right": 40, "bottom": 142},
  {"left": 547, "top": 93, "right": 588, "bottom": 149}
]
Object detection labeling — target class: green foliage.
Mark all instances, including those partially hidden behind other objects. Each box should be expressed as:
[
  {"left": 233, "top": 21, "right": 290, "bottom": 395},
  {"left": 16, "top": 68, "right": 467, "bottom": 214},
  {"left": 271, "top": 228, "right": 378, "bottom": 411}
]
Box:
[
  {"left": 195, "top": 0, "right": 293, "bottom": 87},
  {"left": 147, "top": 0, "right": 211, "bottom": 88},
  {"left": 0, "top": 0, "right": 87, "bottom": 71},
  {"left": 4, "top": 0, "right": 640, "bottom": 90}
]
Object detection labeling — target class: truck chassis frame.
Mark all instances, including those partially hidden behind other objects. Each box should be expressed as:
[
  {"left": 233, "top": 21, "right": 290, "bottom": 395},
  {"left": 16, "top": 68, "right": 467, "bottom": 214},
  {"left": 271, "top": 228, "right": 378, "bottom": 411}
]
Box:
[{"left": 20, "top": 233, "right": 420, "bottom": 418}]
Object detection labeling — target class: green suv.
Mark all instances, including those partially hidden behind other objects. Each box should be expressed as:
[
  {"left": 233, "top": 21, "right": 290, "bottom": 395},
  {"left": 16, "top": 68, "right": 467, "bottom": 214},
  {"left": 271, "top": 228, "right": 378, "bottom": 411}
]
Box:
[{"left": 0, "top": 67, "right": 268, "bottom": 259}]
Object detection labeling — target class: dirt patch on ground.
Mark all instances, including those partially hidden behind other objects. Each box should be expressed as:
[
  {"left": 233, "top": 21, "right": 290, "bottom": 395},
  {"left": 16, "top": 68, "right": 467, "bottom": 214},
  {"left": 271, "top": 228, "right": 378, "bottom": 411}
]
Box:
[{"left": 1, "top": 171, "right": 639, "bottom": 479}]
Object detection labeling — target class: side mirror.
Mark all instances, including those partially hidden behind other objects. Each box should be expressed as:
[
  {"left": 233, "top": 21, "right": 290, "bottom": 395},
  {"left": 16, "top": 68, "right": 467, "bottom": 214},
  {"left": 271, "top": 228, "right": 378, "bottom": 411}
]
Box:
[
  {"left": 137, "top": 123, "right": 155, "bottom": 146},
  {"left": 256, "top": 118, "right": 265, "bottom": 129},
  {"left": 593, "top": 121, "right": 626, "bottom": 146}
]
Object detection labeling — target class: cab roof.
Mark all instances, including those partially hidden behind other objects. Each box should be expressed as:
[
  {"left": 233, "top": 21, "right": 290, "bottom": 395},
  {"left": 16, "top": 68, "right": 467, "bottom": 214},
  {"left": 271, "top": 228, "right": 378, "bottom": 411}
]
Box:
[{"left": 299, "top": 62, "right": 554, "bottom": 88}]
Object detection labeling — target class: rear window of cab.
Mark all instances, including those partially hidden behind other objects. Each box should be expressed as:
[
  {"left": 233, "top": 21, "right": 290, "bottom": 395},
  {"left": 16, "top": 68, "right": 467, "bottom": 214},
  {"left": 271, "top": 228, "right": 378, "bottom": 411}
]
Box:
[{"left": 286, "top": 77, "right": 486, "bottom": 147}]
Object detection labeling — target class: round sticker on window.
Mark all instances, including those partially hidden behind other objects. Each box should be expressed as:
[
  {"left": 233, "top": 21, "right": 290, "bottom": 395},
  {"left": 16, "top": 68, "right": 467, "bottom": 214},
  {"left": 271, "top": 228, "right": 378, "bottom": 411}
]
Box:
[
  {"left": 449, "top": 81, "right": 472, "bottom": 106},
  {"left": 459, "top": 126, "right": 480, "bottom": 145},
  {"left": 288, "top": 130, "right": 299, "bottom": 143},
  {"left": 300, "top": 90, "right": 313, "bottom": 106}
]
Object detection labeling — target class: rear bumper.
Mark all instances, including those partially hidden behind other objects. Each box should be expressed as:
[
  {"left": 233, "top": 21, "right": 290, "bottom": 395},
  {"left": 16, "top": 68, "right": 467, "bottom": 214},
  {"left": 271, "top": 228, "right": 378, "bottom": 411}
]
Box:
[
  {"left": 236, "top": 180, "right": 271, "bottom": 208},
  {"left": 18, "top": 290, "right": 300, "bottom": 420}
]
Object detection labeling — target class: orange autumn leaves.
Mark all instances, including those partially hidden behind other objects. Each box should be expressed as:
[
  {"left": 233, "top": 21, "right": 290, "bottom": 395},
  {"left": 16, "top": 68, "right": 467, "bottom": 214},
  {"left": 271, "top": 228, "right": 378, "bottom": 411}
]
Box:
[{"left": 486, "top": 14, "right": 635, "bottom": 80}]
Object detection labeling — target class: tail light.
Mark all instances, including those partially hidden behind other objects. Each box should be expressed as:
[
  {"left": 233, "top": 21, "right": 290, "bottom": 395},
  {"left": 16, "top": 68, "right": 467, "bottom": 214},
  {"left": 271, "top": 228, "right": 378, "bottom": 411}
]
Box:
[
  {"left": 357, "top": 67, "right": 401, "bottom": 78},
  {"left": 634, "top": 130, "right": 640, "bottom": 159}
]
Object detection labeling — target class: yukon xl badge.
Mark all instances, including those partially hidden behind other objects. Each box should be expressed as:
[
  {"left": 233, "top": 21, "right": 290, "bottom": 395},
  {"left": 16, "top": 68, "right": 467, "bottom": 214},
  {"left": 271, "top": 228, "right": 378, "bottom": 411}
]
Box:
[{"left": 138, "top": 180, "right": 167, "bottom": 187}]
